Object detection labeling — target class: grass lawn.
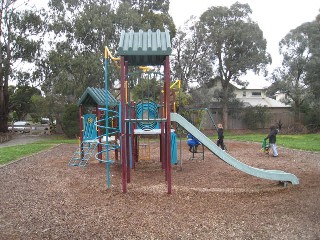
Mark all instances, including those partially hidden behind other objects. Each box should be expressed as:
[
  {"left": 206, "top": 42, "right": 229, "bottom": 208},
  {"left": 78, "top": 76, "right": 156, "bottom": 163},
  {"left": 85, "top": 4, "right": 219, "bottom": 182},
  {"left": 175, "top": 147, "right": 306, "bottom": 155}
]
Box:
[
  {"left": 0, "top": 137, "right": 77, "bottom": 165},
  {"left": 0, "top": 143, "right": 57, "bottom": 165},
  {"left": 226, "top": 133, "right": 320, "bottom": 152},
  {"left": 1, "top": 134, "right": 319, "bottom": 166}
]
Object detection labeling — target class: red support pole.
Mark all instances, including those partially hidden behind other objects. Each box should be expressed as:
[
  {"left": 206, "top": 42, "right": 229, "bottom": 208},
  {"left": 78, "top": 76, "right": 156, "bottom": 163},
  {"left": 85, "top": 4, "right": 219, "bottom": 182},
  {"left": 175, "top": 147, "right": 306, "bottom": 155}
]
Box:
[
  {"left": 120, "top": 56, "right": 127, "bottom": 193},
  {"left": 125, "top": 61, "right": 131, "bottom": 184},
  {"left": 126, "top": 121, "right": 130, "bottom": 183},
  {"left": 133, "top": 135, "right": 138, "bottom": 166},
  {"left": 164, "top": 56, "right": 172, "bottom": 194},
  {"left": 162, "top": 82, "right": 168, "bottom": 179},
  {"left": 160, "top": 90, "right": 165, "bottom": 169},
  {"left": 126, "top": 102, "right": 131, "bottom": 183}
]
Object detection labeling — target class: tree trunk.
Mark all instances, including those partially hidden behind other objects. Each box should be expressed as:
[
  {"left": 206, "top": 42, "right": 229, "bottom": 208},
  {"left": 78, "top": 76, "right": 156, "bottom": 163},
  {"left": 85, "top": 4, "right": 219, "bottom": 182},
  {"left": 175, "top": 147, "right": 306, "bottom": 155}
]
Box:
[
  {"left": 0, "top": 45, "right": 9, "bottom": 133},
  {"left": 293, "top": 101, "right": 302, "bottom": 124},
  {"left": 0, "top": 70, "right": 9, "bottom": 133},
  {"left": 222, "top": 102, "right": 228, "bottom": 130},
  {"left": 221, "top": 81, "right": 229, "bottom": 130},
  {"left": 0, "top": 5, "right": 12, "bottom": 133}
]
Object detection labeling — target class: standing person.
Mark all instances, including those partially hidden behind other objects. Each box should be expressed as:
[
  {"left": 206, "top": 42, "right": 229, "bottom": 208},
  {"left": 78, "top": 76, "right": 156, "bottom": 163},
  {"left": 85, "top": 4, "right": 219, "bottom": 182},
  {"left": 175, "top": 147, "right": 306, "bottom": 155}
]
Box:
[
  {"left": 217, "top": 123, "right": 225, "bottom": 150},
  {"left": 265, "top": 125, "right": 279, "bottom": 157}
]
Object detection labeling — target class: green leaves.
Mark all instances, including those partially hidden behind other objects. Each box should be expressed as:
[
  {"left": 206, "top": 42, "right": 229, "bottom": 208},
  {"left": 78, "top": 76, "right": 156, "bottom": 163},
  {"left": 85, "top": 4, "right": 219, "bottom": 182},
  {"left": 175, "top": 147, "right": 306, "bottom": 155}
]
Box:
[
  {"left": 199, "top": 3, "right": 270, "bottom": 79},
  {"left": 194, "top": 2, "right": 271, "bottom": 128},
  {"left": 9, "top": 86, "right": 42, "bottom": 120},
  {"left": 270, "top": 18, "right": 320, "bottom": 124}
]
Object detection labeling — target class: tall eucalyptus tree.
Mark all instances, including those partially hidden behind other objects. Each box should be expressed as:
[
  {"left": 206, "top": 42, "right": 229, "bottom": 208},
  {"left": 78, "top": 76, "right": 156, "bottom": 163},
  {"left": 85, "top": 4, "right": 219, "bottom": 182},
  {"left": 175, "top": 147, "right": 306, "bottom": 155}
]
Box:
[
  {"left": 269, "top": 13, "right": 320, "bottom": 127},
  {"left": 197, "top": 2, "right": 271, "bottom": 129},
  {"left": 0, "top": 0, "right": 44, "bottom": 132}
]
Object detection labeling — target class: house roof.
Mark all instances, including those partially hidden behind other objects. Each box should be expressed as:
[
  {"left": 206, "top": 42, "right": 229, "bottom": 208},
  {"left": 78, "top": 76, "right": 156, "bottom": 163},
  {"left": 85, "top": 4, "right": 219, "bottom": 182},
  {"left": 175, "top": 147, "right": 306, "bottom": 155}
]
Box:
[
  {"left": 78, "top": 87, "right": 118, "bottom": 107},
  {"left": 117, "top": 29, "right": 172, "bottom": 66},
  {"left": 241, "top": 97, "right": 290, "bottom": 108}
]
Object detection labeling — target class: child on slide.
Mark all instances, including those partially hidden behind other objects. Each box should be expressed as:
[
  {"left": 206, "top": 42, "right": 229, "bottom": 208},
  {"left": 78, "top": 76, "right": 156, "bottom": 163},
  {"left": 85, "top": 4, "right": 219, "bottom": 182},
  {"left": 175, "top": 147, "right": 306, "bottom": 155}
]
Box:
[{"left": 187, "top": 133, "right": 201, "bottom": 153}]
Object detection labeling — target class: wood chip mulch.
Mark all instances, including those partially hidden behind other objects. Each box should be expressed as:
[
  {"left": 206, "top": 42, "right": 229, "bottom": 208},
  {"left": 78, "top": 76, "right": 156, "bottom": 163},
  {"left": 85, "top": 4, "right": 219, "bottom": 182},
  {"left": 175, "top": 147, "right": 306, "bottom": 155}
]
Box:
[{"left": 1, "top": 140, "right": 319, "bottom": 239}]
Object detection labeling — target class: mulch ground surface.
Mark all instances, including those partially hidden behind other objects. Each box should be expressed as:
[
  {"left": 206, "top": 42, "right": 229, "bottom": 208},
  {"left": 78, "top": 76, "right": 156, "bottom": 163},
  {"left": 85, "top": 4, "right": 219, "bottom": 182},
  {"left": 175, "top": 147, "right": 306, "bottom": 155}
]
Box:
[{"left": 0, "top": 140, "right": 319, "bottom": 239}]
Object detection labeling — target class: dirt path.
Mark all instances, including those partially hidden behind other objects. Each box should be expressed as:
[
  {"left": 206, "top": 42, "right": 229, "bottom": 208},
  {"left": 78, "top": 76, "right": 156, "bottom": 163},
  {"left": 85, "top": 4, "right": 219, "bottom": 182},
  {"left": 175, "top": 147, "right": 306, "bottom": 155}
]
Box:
[{"left": 0, "top": 134, "right": 51, "bottom": 148}]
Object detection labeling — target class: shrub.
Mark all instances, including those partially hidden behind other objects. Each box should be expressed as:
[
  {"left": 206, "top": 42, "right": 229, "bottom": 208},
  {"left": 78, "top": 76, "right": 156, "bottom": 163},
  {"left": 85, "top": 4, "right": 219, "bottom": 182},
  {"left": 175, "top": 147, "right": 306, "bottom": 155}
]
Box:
[
  {"left": 61, "top": 104, "right": 79, "bottom": 138},
  {"left": 242, "top": 105, "right": 270, "bottom": 130}
]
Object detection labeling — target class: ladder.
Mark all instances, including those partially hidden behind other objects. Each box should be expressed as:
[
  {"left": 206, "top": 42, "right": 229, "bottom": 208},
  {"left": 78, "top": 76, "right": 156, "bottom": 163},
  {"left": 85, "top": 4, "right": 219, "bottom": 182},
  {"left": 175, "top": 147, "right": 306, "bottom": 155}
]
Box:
[{"left": 68, "top": 141, "right": 98, "bottom": 167}]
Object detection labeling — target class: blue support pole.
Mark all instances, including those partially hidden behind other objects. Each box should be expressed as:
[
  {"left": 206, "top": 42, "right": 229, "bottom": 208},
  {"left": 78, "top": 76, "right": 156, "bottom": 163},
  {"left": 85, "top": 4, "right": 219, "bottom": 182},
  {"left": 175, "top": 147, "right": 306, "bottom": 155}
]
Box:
[{"left": 104, "top": 47, "right": 111, "bottom": 188}]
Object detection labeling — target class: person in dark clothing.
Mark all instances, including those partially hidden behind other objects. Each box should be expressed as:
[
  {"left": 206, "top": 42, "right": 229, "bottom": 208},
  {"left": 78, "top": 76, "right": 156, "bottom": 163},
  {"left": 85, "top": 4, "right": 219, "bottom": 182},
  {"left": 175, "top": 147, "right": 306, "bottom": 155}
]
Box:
[
  {"left": 265, "top": 125, "right": 279, "bottom": 157},
  {"left": 216, "top": 123, "right": 225, "bottom": 150}
]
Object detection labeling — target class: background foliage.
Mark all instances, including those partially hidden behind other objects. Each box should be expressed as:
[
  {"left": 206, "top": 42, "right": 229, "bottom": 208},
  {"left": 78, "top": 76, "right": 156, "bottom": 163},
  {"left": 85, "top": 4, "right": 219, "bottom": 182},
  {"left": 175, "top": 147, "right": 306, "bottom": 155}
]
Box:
[{"left": 1, "top": 0, "right": 319, "bottom": 135}]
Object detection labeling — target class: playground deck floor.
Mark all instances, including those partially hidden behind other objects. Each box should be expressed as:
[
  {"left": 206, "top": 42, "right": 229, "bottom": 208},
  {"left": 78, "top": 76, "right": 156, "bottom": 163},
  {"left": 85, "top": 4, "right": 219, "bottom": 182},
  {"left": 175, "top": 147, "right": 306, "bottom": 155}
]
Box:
[{"left": 0, "top": 140, "right": 319, "bottom": 239}]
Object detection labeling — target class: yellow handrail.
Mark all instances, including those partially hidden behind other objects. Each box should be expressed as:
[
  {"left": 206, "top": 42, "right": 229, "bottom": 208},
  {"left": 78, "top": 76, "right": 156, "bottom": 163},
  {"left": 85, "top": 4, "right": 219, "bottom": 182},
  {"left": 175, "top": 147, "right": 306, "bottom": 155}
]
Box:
[
  {"left": 138, "top": 66, "right": 153, "bottom": 72},
  {"left": 105, "top": 46, "right": 120, "bottom": 69},
  {"left": 104, "top": 46, "right": 120, "bottom": 61},
  {"left": 170, "top": 79, "right": 181, "bottom": 89}
]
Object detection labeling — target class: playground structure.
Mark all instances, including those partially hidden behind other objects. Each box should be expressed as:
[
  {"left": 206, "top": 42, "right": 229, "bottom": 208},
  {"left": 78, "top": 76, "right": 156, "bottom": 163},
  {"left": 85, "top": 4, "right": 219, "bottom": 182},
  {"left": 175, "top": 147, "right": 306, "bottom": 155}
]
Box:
[
  {"left": 69, "top": 29, "right": 299, "bottom": 194},
  {"left": 70, "top": 29, "right": 177, "bottom": 194},
  {"left": 69, "top": 87, "right": 120, "bottom": 187}
]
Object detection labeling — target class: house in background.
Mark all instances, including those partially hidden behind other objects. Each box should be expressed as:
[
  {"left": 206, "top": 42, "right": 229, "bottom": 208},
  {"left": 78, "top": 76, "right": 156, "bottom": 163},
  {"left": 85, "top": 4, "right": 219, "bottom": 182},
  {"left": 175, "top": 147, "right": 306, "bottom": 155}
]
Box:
[
  {"left": 189, "top": 80, "right": 294, "bottom": 130},
  {"left": 236, "top": 87, "right": 288, "bottom": 108}
]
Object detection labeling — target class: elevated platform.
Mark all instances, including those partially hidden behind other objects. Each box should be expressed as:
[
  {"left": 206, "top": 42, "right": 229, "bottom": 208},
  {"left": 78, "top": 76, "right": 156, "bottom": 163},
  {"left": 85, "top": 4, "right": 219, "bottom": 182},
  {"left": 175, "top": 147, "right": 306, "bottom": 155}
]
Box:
[{"left": 134, "top": 129, "right": 175, "bottom": 135}]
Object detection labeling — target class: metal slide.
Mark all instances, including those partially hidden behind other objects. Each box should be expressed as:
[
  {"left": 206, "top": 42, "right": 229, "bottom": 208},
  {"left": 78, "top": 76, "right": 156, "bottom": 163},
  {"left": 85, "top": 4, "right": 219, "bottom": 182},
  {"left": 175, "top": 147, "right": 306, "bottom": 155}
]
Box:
[{"left": 170, "top": 113, "right": 299, "bottom": 185}]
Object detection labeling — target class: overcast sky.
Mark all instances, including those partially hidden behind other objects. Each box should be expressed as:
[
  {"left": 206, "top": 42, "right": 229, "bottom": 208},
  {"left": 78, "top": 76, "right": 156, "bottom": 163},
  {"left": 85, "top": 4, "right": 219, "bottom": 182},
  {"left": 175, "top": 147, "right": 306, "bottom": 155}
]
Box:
[{"left": 169, "top": 0, "right": 319, "bottom": 87}]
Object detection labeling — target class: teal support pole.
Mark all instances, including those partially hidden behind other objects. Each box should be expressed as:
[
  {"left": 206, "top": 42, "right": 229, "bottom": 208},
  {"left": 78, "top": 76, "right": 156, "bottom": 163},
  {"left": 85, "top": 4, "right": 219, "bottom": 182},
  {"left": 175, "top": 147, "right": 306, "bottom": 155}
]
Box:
[{"left": 104, "top": 48, "right": 111, "bottom": 188}]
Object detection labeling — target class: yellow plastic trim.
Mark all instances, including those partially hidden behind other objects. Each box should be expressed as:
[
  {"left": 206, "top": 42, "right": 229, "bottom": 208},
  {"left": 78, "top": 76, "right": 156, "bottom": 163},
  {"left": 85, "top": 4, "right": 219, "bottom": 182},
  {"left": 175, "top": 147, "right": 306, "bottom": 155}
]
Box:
[
  {"left": 104, "top": 46, "right": 120, "bottom": 61},
  {"left": 139, "top": 66, "right": 153, "bottom": 72},
  {"left": 170, "top": 79, "right": 181, "bottom": 89}
]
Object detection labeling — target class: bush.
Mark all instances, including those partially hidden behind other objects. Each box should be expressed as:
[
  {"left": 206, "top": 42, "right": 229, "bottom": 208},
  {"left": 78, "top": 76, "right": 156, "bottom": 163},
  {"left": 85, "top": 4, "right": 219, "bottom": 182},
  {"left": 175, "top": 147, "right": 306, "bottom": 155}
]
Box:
[
  {"left": 61, "top": 104, "right": 79, "bottom": 138},
  {"left": 242, "top": 105, "right": 270, "bottom": 130},
  {"left": 304, "top": 103, "right": 320, "bottom": 133}
]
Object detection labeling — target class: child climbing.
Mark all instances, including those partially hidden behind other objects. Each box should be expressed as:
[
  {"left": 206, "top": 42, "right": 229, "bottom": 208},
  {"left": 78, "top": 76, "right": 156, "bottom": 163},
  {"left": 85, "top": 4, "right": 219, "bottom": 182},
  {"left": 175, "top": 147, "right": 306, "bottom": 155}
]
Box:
[
  {"left": 187, "top": 133, "right": 201, "bottom": 153},
  {"left": 264, "top": 125, "right": 279, "bottom": 157},
  {"left": 217, "top": 123, "right": 225, "bottom": 150}
]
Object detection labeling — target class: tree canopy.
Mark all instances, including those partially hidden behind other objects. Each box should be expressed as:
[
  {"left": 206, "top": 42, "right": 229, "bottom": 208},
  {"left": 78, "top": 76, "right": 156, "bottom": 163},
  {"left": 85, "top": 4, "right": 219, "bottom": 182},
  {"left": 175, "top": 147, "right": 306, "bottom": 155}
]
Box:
[
  {"left": 9, "top": 85, "right": 41, "bottom": 121},
  {"left": 1, "top": 0, "right": 176, "bottom": 133},
  {"left": 41, "top": 0, "right": 176, "bottom": 119},
  {"left": 1, "top": 1, "right": 319, "bottom": 133},
  {"left": 196, "top": 2, "right": 271, "bottom": 128},
  {"left": 269, "top": 14, "right": 320, "bottom": 128},
  {"left": 0, "top": 0, "right": 45, "bottom": 132}
]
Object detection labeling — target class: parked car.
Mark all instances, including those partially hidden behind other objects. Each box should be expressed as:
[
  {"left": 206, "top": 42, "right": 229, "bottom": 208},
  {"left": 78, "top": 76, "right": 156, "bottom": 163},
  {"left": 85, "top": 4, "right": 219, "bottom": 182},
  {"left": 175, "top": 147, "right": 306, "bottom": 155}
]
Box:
[{"left": 8, "top": 121, "right": 32, "bottom": 133}]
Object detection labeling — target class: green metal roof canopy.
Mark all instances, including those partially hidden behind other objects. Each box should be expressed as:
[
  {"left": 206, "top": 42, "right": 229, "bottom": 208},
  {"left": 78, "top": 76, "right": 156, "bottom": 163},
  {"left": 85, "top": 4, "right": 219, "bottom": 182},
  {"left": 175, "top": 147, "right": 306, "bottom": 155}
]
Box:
[
  {"left": 118, "top": 29, "right": 172, "bottom": 66},
  {"left": 78, "top": 87, "right": 118, "bottom": 107}
]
